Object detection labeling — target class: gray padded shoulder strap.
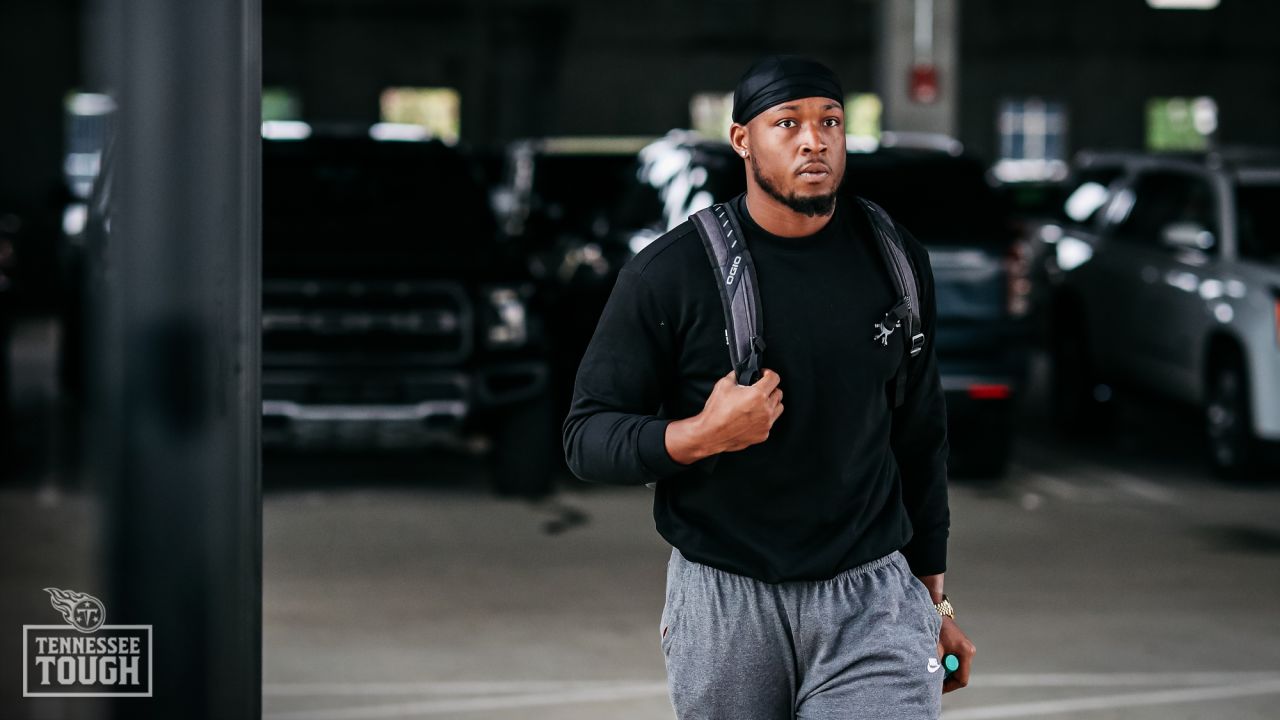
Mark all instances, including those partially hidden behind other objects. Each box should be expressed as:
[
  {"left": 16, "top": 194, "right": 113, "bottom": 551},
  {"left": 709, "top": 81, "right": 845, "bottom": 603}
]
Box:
[
  {"left": 855, "top": 196, "right": 926, "bottom": 408},
  {"left": 856, "top": 197, "right": 921, "bottom": 345},
  {"left": 690, "top": 201, "right": 766, "bottom": 386},
  {"left": 689, "top": 196, "right": 924, "bottom": 407}
]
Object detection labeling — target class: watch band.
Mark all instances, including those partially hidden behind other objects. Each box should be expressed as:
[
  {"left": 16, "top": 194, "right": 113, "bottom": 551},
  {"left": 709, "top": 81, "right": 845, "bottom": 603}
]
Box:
[{"left": 934, "top": 594, "right": 955, "bottom": 620}]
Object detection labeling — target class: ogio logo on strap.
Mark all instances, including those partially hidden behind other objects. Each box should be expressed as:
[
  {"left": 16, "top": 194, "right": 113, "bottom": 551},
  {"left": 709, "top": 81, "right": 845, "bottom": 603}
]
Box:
[{"left": 725, "top": 255, "right": 742, "bottom": 286}]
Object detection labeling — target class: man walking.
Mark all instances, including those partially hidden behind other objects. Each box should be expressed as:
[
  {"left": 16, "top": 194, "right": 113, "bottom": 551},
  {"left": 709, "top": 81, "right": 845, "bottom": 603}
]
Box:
[{"left": 563, "top": 55, "right": 975, "bottom": 719}]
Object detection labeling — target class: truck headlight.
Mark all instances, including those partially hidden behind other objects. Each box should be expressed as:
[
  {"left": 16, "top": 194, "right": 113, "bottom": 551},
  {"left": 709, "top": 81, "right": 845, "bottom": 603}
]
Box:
[{"left": 486, "top": 287, "right": 528, "bottom": 347}]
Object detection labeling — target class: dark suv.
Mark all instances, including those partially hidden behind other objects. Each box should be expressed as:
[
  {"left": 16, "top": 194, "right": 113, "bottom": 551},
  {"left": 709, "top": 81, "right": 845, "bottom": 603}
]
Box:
[
  {"left": 262, "top": 130, "right": 555, "bottom": 496},
  {"left": 492, "top": 137, "right": 656, "bottom": 428},
  {"left": 613, "top": 131, "right": 1031, "bottom": 477}
]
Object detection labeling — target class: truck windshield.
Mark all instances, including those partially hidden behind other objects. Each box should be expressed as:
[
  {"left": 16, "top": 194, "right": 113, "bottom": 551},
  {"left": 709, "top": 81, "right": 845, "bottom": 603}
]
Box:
[
  {"left": 841, "top": 152, "right": 1010, "bottom": 245},
  {"left": 1236, "top": 182, "right": 1280, "bottom": 263},
  {"left": 523, "top": 153, "right": 638, "bottom": 241},
  {"left": 264, "top": 138, "right": 497, "bottom": 274}
]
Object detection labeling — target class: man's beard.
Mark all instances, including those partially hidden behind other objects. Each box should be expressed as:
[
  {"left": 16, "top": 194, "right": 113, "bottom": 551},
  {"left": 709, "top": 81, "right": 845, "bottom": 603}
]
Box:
[{"left": 750, "top": 154, "right": 842, "bottom": 217}]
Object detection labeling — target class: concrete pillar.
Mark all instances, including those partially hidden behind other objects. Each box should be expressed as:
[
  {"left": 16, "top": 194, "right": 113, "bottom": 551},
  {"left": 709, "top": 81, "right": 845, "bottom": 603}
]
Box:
[
  {"left": 86, "top": 0, "right": 262, "bottom": 717},
  {"left": 876, "top": 0, "right": 960, "bottom": 137}
]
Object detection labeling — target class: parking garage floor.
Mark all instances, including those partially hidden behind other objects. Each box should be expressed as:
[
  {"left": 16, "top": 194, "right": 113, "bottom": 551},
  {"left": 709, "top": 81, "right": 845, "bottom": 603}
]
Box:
[
  {"left": 254, "top": 445, "right": 1280, "bottom": 719},
  {"left": 4, "top": 317, "right": 1280, "bottom": 719}
]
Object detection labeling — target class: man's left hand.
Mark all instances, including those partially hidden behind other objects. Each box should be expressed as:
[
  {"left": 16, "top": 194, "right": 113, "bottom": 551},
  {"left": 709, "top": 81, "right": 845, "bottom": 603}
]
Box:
[{"left": 936, "top": 616, "right": 975, "bottom": 694}]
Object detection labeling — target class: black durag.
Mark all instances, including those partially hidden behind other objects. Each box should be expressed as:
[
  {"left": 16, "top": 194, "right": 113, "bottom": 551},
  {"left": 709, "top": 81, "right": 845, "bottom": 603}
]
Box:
[{"left": 731, "top": 55, "right": 845, "bottom": 126}]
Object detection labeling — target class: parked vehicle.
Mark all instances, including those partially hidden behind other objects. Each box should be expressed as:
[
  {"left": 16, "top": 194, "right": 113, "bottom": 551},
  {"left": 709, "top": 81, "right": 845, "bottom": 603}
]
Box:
[
  {"left": 1048, "top": 147, "right": 1280, "bottom": 478},
  {"left": 492, "top": 137, "right": 655, "bottom": 428},
  {"left": 262, "top": 127, "right": 556, "bottom": 496},
  {"left": 612, "top": 131, "right": 1032, "bottom": 478},
  {"left": 1009, "top": 152, "right": 1134, "bottom": 344}
]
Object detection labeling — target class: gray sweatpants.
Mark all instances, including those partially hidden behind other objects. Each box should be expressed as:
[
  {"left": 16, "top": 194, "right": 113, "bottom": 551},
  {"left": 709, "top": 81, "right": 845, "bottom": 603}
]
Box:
[{"left": 659, "top": 546, "right": 944, "bottom": 719}]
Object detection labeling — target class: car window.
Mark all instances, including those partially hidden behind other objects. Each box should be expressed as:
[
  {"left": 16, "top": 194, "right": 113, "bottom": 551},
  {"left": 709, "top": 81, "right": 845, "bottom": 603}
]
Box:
[
  {"left": 263, "top": 138, "right": 498, "bottom": 273},
  {"left": 839, "top": 152, "right": 1008, "bottom": 245},
  {"left": 1235, "top": 181, "right": 1280, "bottom": 263},
  {"left": 1110, "top": 170, "right": 1218, "bottom": 252},
  {"left": 1061, "top": 166, "right": 1123, "bottom": 225},
  {"left": 526, "top": 154, "right": 639, "bottom": 241},
  {"left": 617, "top": 143, "right": 744, "bottom": 233},
  {"left": 621, "top": 144, "right": 1008, "bottom": 245}
]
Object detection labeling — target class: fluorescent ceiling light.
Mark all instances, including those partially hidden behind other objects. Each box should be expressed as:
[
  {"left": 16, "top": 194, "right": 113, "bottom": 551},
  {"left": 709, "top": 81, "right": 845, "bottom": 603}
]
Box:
[
  {"left": 67, "top": 93, "right": 117, "bottom": 116},
  {"left": 1147, "top": 0, "right": 1219, "bottom": 9},
  {"left": 369, "top": 122, "right": 429, "bottom": 142},
  {"left": 540, "top": 136, "right": 657, "bottom": 155},
  {"left": 261, "top": 120, "right": 311, "bottom": 140},
  {"left": 845, "top": 135, "right": 880, "bottom": 153}
]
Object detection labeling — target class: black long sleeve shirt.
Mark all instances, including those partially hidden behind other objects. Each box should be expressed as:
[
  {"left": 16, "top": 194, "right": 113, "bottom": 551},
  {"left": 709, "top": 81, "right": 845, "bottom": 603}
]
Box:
[{"left": 563, "top": 192, "right": 950, "bottom": 582}]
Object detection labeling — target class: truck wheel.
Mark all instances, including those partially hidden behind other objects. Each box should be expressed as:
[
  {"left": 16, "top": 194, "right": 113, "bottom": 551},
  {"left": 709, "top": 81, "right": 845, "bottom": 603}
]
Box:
[
  {"left": 1205, "top": 357, "right": 1257, "bottom": 480},
  {"left": 967, "top": 430, "right": 1011, "bottom": 480},
  {"left": 1050, "top": 309, "right": 1112, "bottom": 435},
  {"left": 951, "top": 407, "right": 1011, "bottom": 480},
  {"left": 489, "top": 390, "right": 556, "bottom": 498}
]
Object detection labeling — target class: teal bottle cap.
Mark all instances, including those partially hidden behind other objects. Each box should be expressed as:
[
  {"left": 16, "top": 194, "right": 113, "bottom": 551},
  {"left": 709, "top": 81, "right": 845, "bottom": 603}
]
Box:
[{"left": 944, "top": 654, "right": 960, "bottom": 672}]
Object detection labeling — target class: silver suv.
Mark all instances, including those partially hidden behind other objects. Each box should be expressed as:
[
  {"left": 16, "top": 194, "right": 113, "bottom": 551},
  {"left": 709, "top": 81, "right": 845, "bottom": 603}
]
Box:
[{"left": 1044, "top": 148, "right": 1280, "bottom": 477}]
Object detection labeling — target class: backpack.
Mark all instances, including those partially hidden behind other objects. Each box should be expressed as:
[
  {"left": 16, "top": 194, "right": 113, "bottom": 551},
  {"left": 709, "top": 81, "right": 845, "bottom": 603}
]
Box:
[{"left": 689, "top": 195, "right": 925, "bottom": 409}]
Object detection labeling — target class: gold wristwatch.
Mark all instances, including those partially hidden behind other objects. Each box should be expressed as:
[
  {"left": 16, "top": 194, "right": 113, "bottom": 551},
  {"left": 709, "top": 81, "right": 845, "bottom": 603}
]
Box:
[{"left": 934, "top": 594, "right": 955, "bottom": 620}]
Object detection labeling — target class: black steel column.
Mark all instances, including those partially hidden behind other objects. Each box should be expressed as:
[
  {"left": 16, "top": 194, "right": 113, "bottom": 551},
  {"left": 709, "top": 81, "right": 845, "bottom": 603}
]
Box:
[{"left": 87, "top": 1, "right": 261, "bottom": 718}]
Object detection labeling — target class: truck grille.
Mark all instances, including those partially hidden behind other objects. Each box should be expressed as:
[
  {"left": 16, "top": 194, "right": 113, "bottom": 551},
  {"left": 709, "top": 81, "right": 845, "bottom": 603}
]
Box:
[{"left": 262, "top": 279, "right": 472, "bottom": 365}]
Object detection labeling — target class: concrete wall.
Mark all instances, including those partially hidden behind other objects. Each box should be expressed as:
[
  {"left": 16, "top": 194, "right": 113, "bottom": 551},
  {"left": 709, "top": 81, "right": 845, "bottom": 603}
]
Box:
[
  {"left": 263, "top": 0, "right": 1278, "bottom": 156},
  {"left": 5, "top": 0, "right": 1280, "bottom": 237},
  {"left": 0, "top": 0, "right": 80, "bottom": 215},
  {"left": 959, "top": 0, "right": 1280, "bottom": 161},
  {"left": 878, "top": 0, "right": 959, "bottom": 138},
  {"left": 263, "top": 0, "right": 877, "bottom": 142},
  {"left": 0, "top": 0, "right": 81, "bottom": 309}
]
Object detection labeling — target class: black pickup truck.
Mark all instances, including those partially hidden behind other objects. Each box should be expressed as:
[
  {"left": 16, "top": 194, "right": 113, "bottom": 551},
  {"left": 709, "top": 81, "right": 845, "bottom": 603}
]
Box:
[
  {"left": 262, "top": 131, "right": 555, "bottom": 496},
  {"left": 491, "top": 137, "right": 653, "bottom": 433}
]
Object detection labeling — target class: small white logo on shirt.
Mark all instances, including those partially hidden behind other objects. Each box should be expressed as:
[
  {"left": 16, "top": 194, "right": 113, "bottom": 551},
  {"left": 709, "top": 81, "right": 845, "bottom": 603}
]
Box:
[{"left": 927, "top": 658, "right": 942, "bottom": 673}]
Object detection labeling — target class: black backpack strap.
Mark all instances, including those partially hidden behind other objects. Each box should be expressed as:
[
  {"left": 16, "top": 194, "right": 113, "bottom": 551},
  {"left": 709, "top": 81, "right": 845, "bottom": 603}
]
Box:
[
  {"left": 856, "top": 197, "right": 925, "bottom": 408},
  {"left": 690, "top": 200, "right": 766, "bottom": 386}
]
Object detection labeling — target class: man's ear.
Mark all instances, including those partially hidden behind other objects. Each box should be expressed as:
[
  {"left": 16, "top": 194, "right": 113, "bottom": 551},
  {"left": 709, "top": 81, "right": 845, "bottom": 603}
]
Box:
[{"left": 728, "top": 123, "right": 749, "bottom": 159}]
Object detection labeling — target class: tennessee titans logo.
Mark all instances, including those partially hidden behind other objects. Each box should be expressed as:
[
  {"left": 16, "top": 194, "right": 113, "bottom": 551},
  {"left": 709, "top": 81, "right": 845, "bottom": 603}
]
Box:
[{"left": 44, "top": 588, "right": 105, "bottom": 634}]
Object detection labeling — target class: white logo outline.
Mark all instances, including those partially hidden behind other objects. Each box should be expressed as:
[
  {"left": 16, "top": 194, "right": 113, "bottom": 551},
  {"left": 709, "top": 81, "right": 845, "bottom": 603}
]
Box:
[
  {"left": 22, "top": 587, "right": 154, "bottom": 698},
  {"left": 44, "top": 587, "right": 105, "bottom": 633}
]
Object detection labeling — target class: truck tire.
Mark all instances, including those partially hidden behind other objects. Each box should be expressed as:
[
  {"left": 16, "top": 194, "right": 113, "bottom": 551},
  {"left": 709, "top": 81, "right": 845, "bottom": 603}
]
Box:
[
  {"left": 489, "top": 390, "right": 557, "bottom": 498},
  {"left": 950, "top": 406, "right": 1011, "bottom": 480},
  {"left": 1050, "top": 307, "right": 1113, "bottom": 435},
  {"left": 1205, "top": 356, "right": 1259, "bottom": 480}
]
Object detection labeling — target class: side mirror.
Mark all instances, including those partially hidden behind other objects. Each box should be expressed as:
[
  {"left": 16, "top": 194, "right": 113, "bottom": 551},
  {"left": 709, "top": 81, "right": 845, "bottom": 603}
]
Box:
[{"left": 1161, "top": 221, "right": 1215, "bottom": 251}]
